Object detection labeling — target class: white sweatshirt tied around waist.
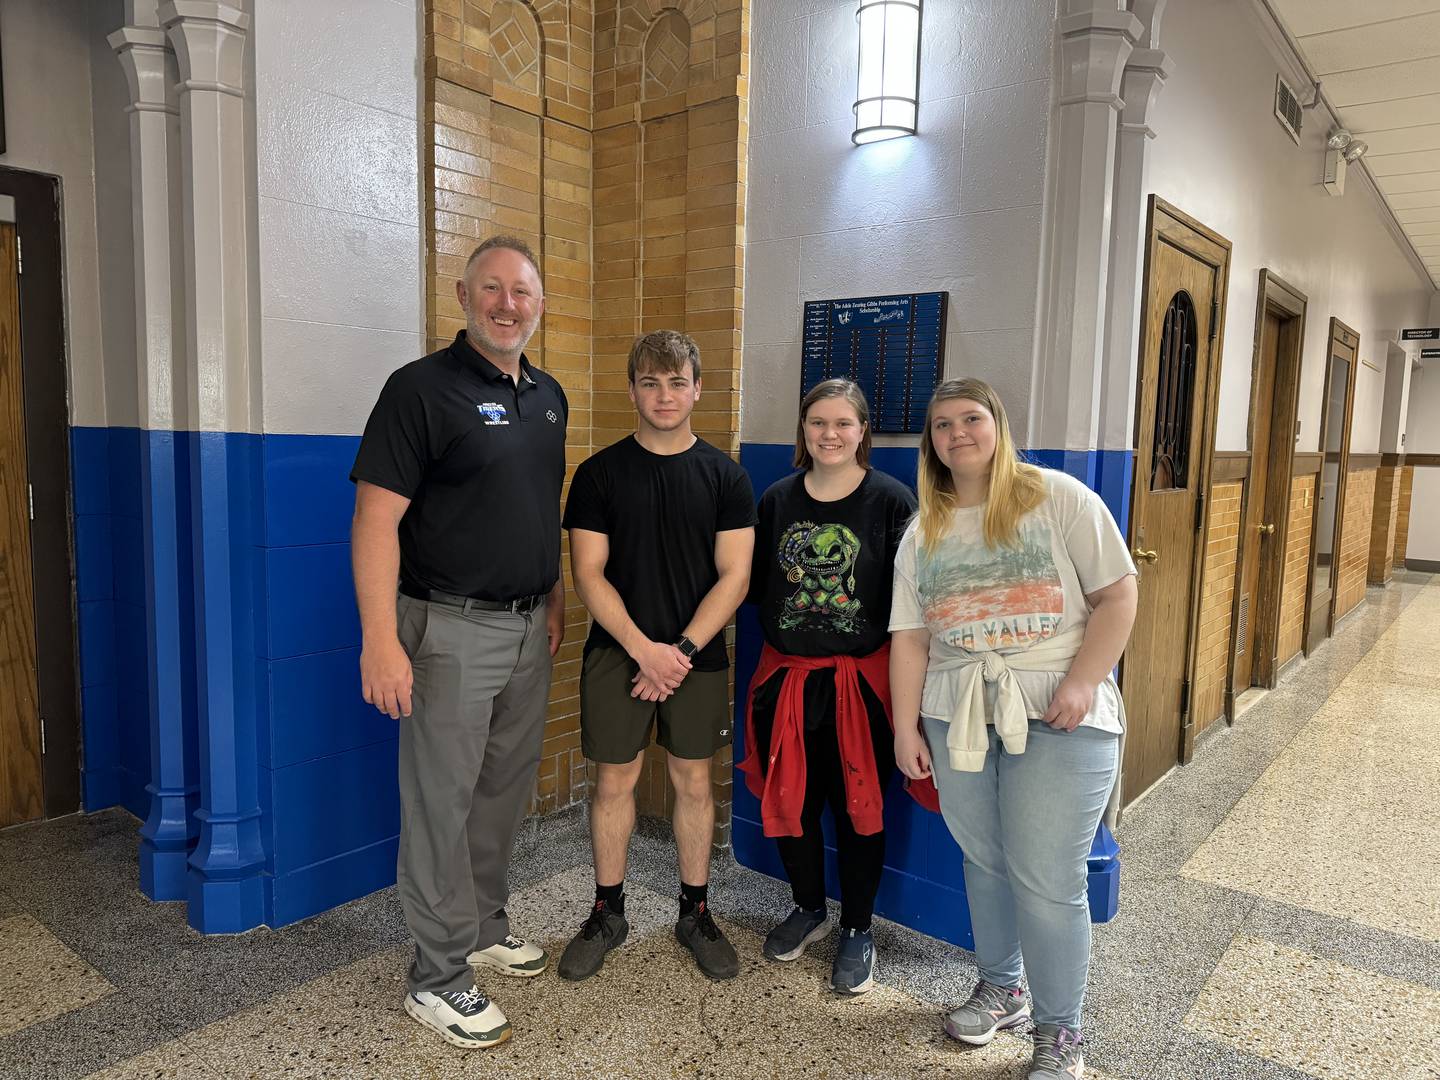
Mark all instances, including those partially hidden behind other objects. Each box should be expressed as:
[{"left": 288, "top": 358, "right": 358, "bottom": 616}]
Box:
[{"left": 925, "top": 626, "right": 1124, "bottom": 771}]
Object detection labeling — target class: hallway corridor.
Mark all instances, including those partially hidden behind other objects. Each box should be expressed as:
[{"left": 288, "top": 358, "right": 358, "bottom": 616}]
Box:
[{"left": 1, "top": 576, "right": 1437, "bottom": 1080}]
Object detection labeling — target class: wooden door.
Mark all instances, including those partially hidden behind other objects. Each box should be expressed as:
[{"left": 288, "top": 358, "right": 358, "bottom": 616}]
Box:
[
  {"left": 1123, "top": 202, "right": 1228, "bottom": 804},
  {"left": 1233, "top": 311, "right": 1281, "bottom": 690},
  {"left": 0, "top": 221, "right": 44, "bottom": 827},
  {"left": 1305, "top": 320, "right": 1358, "bottom": 654}
]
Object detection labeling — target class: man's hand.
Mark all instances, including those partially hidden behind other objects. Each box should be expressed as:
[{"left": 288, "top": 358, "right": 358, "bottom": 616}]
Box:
[
  {"left": 361, "top": 637, "right": 413, "bottom": 719},
  {"left": 630, "top": 673, "right": 674, "bottom": 702},
  {"left": 546, "top": 598, "right": 565, "bottom": 657},
  {"left": 632, "top": 640, "right": 690, "bottom": 693}
]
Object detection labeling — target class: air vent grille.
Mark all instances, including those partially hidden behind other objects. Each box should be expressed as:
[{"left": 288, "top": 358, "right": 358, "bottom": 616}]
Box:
[
  {"left": 1274, "top": 76, "right": 1302, "bottom": 144},
  {"left": 1235, "top": 593, "right": 1250, "bottom": 655}
]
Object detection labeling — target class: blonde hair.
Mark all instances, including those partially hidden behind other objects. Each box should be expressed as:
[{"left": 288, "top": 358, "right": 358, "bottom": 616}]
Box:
[
  {"left": 793, "top": 379, "right": 873, "bottom": 470},
  {"left": 916, "top": 378, "right": 1046, "bottom": 551}
]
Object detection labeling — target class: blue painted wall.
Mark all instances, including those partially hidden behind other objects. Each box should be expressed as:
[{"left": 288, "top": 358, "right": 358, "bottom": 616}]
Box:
[
  {"left": 734, "top": 442, "right": 1128, "bottom": 947},
  {"left": 71, "top": 428, "right": 398, "bottom": 930}
]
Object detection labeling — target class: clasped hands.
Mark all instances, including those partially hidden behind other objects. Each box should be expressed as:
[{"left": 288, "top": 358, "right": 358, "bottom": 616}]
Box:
[{"left": 631, "top": 639, "right": 691, "bottom": 702}]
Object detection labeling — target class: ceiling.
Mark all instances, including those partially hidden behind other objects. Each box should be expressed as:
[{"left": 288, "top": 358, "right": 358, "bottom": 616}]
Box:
[{"left": 1269, "top": 0, "right": 1440, "bottom": 288}]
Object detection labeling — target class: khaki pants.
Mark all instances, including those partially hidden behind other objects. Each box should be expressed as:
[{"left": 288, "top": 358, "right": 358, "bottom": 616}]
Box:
[{"left": 395, "top": 593, "right": 552, "bottom": 993}]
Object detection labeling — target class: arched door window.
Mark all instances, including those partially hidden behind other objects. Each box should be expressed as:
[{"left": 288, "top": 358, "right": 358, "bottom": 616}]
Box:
[{"left": 1150, "top": 291, "right": 1198, "bottom": 491}]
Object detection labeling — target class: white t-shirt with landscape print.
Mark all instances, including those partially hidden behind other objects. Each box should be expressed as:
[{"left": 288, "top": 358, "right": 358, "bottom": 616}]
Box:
[{"left": 889, "top": 469, "right": 1137, "bottom": 734}]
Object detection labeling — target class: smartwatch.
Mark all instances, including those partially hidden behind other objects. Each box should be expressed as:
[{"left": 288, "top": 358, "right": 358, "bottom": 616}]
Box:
[{"left": 675, "top": 636, "right": 698, "bottom": 658}]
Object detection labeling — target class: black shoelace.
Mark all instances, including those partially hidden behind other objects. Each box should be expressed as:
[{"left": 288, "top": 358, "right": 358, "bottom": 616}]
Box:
[
  {"left": 689, "top": 901, "right": 721, "bottom": 941},
  {"left": 581, "top": 901, "right": 615, "bottom": 940}
]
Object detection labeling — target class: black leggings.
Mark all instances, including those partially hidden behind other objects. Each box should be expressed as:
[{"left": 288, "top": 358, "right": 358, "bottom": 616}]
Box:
[{"left": 751, "top": 668, "right": 894, "bottom": 930}]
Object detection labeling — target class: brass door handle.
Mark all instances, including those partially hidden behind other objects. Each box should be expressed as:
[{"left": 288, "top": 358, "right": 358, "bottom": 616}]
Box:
[
  {"left": 1132, "top": 548, "right": 1159, "bottom": 563},
  {"left": 1258, "top": 523, "right": 1276, "bottom": 536}
]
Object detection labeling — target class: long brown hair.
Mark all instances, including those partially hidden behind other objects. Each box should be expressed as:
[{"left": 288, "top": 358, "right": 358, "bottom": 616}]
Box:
[
  {"left": 793, "top": 379, "right": 873, "bottom": 470},
  {"left": 916, "top": 378, "right": 1046, "bottom": 551}
]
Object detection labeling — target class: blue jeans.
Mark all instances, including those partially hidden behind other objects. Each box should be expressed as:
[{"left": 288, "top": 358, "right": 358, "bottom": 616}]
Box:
[{"left": 923, "top": 716, "right": 1119, "bottom": 1028}]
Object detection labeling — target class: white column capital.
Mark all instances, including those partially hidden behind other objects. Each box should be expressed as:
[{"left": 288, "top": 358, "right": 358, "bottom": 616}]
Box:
[
  {"left": 158, "top": 1, "right": 250, "bottom": 98},
  {"left": 1118, "top": 49, "right": 1172, "bottom": 138},
  {"left": 110, "top": 27, "right": 179, "bottom": 116},
  {"left": 1057, "top": 11, "right": 1143, "bottom": 108}
]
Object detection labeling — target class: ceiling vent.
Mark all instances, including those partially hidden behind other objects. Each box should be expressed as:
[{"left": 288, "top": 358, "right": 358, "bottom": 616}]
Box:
[{"left": 1274, "top": 75, "right": 1303, "bottom": 145}]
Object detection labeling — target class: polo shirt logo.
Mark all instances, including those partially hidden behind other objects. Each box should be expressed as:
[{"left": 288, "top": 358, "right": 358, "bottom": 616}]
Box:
[
  {"left": 477, "top": 402, "right": 510, "bottom": 426},
  {"left": 546, "top": 409, "right": 559, "bottom": 423}
]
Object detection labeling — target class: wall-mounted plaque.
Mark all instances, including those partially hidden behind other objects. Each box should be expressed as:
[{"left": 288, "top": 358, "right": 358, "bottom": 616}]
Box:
[{"left": 800, "top": 292, "right": 947, "bottom": 434}]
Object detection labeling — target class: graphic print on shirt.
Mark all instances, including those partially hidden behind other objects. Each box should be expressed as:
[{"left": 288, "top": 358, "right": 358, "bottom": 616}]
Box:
[
  {"left": 777, "top": 520, "right": 865, "bottom": 635},
  {"left": 917, "top": 521, "right": 1065, "bottom": 650}
]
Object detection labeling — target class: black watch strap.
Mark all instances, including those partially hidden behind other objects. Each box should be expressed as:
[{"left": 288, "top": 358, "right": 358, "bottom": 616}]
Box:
[{"left": 675, "top": 636, "right": 697, "bottom": 658}]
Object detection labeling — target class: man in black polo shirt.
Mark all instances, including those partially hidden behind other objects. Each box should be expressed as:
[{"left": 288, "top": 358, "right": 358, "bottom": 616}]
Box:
[
  {"left": 558, "top": 330, "right": 756, "bottom": 982},
  {"left": 350, "top": 236, "right": 566, "bottom": 1049}
]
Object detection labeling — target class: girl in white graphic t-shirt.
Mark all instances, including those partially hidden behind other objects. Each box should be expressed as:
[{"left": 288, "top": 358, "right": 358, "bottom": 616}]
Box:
[{"left": 888, "top": 378, "right": 1137, "bottom": 1080}]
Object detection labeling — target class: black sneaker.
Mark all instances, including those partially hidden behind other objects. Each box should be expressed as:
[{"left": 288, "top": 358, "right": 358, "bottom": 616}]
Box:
[
  {"left": 557, "top": 900, "right": 629, "bottom": 981},
  {"left": 675, "top": 901, "right": 739, "bottom": 980},
  {"left": 763, "top": 906, "right": 830, "bottom": 961}
]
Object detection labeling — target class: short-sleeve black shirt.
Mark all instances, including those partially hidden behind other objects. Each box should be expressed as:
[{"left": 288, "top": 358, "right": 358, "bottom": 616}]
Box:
[
  {"left": 350, "top": 331, "right": 569, "bottom": 600},
  {"left": 562, "top": 435, "right": 757, "bottom": 671},
  {"left": 751, "top": 469, "right": 916, "bottom": 658}
]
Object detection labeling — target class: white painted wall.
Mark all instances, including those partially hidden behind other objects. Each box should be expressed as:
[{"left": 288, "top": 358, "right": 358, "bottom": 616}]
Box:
[
  {"left": 252, "top": 0, "right": 424, "bottom": 437},
  {"left": 0, "top": 0, "right": 114, "bottom": 427},
  {"left": 1144, "top": 0, "right": 1435, "bottom": 454},
  {"left": 741, "top": 0, "right": 1054, "bottom": 446}
]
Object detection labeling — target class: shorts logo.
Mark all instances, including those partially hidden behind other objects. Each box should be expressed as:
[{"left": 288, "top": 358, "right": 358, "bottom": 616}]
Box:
[
  {"left": 477, "top": 402, "right": 509, "bottom": 426},
  {"left": 546, "top": 409, "right": 559, "bottom": 423}
]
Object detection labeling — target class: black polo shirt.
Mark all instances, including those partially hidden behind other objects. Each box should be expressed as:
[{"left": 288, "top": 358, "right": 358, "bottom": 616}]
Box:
[{"left": 350, "top": 331, "right": 568, "bottom": 601}]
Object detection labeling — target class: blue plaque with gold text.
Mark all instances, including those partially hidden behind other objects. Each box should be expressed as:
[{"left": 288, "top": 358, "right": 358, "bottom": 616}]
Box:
[{"left": 800, "top": 292, "right": 947, "bottom": 434}]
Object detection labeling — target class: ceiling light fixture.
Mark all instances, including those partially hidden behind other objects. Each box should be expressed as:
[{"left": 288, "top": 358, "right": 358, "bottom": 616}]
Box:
[{"left": 852, "top": 0, "right": 922, "bottom": 146}]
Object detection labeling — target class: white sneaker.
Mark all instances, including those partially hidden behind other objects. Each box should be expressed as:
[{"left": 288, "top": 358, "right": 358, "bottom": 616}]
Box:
[
  {"left": 468, "top": 934, "right": 549, "bottom": 978},
  {"left": 404, "top": 986, "right": 511, "bottom": 1049}
]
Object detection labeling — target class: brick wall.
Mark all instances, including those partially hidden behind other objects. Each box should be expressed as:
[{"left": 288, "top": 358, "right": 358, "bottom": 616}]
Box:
[
  {"left": 1368, "top": 465, "right": 1401, "bottom": 585},
  {"left": 1333, "top": 466, "right": 1374, "bottom": 621},
  {"left": 423, "top": 0, "right": 749, "bottom": 836},
  {"left": 593, "top": 0, "right": 749, "bottom": 836},
  {"left": 1276, "top": 474, "right": 1313, "bottom": 666},
  {"left": 1395, "top": 465, "right": 1413, "bottom": 565},
  {"left": 1192, "top": 481, "right": 1242, "bottom": 736}
]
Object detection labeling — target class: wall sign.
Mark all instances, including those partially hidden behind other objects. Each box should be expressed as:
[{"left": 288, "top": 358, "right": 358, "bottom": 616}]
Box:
[
  {"left": 1401, "top": 327, "right": 1439, "bottom": 341},
  {"left": 801, "top": 292, "right": 947, "bottom": 434},
  {"left": 1421, "top": 347, "right": 1440, "bottom": 360}
]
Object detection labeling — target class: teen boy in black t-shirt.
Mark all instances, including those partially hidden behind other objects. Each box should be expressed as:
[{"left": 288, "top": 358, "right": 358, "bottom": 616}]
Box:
[{"left": 559, "top": 330, "right": 755, "bottom": 983}]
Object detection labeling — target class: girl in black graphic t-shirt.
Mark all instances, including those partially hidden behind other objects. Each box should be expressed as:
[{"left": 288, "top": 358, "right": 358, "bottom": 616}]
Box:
[{"left": 739, "top": 379, "right": 916, "bottom": 996}]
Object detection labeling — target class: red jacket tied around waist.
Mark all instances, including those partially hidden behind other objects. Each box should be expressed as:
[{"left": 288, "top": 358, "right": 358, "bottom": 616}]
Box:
[{"left": 739, "top": 641, "right": 940, "bottom": 838}]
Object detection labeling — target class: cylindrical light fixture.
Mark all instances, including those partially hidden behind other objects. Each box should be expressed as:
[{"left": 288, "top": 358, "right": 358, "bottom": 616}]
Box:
[{"left": 852, "top": 0, "right": 921, "bottom": 145}]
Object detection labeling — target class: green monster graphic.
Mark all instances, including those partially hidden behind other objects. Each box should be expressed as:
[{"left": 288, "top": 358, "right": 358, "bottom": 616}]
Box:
[{"left": 777, "top": 521, "right": 865, "bottom": 634}]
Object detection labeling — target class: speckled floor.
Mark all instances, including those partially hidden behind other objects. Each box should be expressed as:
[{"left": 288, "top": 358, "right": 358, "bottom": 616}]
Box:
[{"left": 2, "top": 575, "right": 1437, "bottom": 1080}]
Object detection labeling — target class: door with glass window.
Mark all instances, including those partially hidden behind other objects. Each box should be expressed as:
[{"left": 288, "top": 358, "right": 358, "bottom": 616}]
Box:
[
  {"left": 1122, "top": 199, "right": 1229, "bottom": 806},
  {"left": 1305, "top": 319, "right": 1358, "bottom": 654}
]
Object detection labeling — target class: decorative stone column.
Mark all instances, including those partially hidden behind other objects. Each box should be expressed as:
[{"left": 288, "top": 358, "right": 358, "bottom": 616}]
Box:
[
  {"left": 160, "top": 0, "right": 265, "bottom": 933},
  {"left": 1031, "top": 1, "right": 1142, "bottom": 510},
  {"left": 110, "top": 8, "right": 197, "bottom": 904},
  {"left": 1098, "top": 1, "right": 1171, "bottom": 529}
]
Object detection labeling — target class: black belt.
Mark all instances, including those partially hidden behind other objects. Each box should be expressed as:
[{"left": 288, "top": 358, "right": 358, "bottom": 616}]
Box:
[{"left": 400, "top": 583, "right": 546, "bottom": 614}]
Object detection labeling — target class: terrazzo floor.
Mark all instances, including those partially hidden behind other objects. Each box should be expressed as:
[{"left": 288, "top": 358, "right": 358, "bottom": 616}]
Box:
[{"left": 2, "top": 574, "right": 1437, "bottom": 1080}]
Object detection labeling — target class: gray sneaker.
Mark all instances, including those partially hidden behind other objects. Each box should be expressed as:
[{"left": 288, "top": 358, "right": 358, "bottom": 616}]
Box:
[
  {"left": 829, "top": 927, "right": 875, "bottom": 995},
  {"left": 1029, "top": 1023, "right": 1084, "bottom": 1079},
  {"left": 763, "top": 906, "right": 830, "bottom": 961},
  {"left": 943, "top": 980, "right": 1031, "bottom": 1045},
  {"left": 675, "top": 901, "right": 739, "bottom": 980},
  {"left": 557, "top": 901, "right": 629, "bottom": 981}
]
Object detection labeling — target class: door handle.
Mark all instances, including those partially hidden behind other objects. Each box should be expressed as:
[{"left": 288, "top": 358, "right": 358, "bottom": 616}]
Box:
[
  {"left": 1257, "top": 523, "right": 1276, "bottom": 536},
  {"left": 1132, "top": 548, "right": 1159, "bottom": 563}
]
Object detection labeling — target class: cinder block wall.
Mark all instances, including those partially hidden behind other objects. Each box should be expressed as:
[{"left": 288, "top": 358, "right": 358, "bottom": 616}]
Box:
[{"left": 423, "top": 0, "right": 749, "bottom": 835}]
